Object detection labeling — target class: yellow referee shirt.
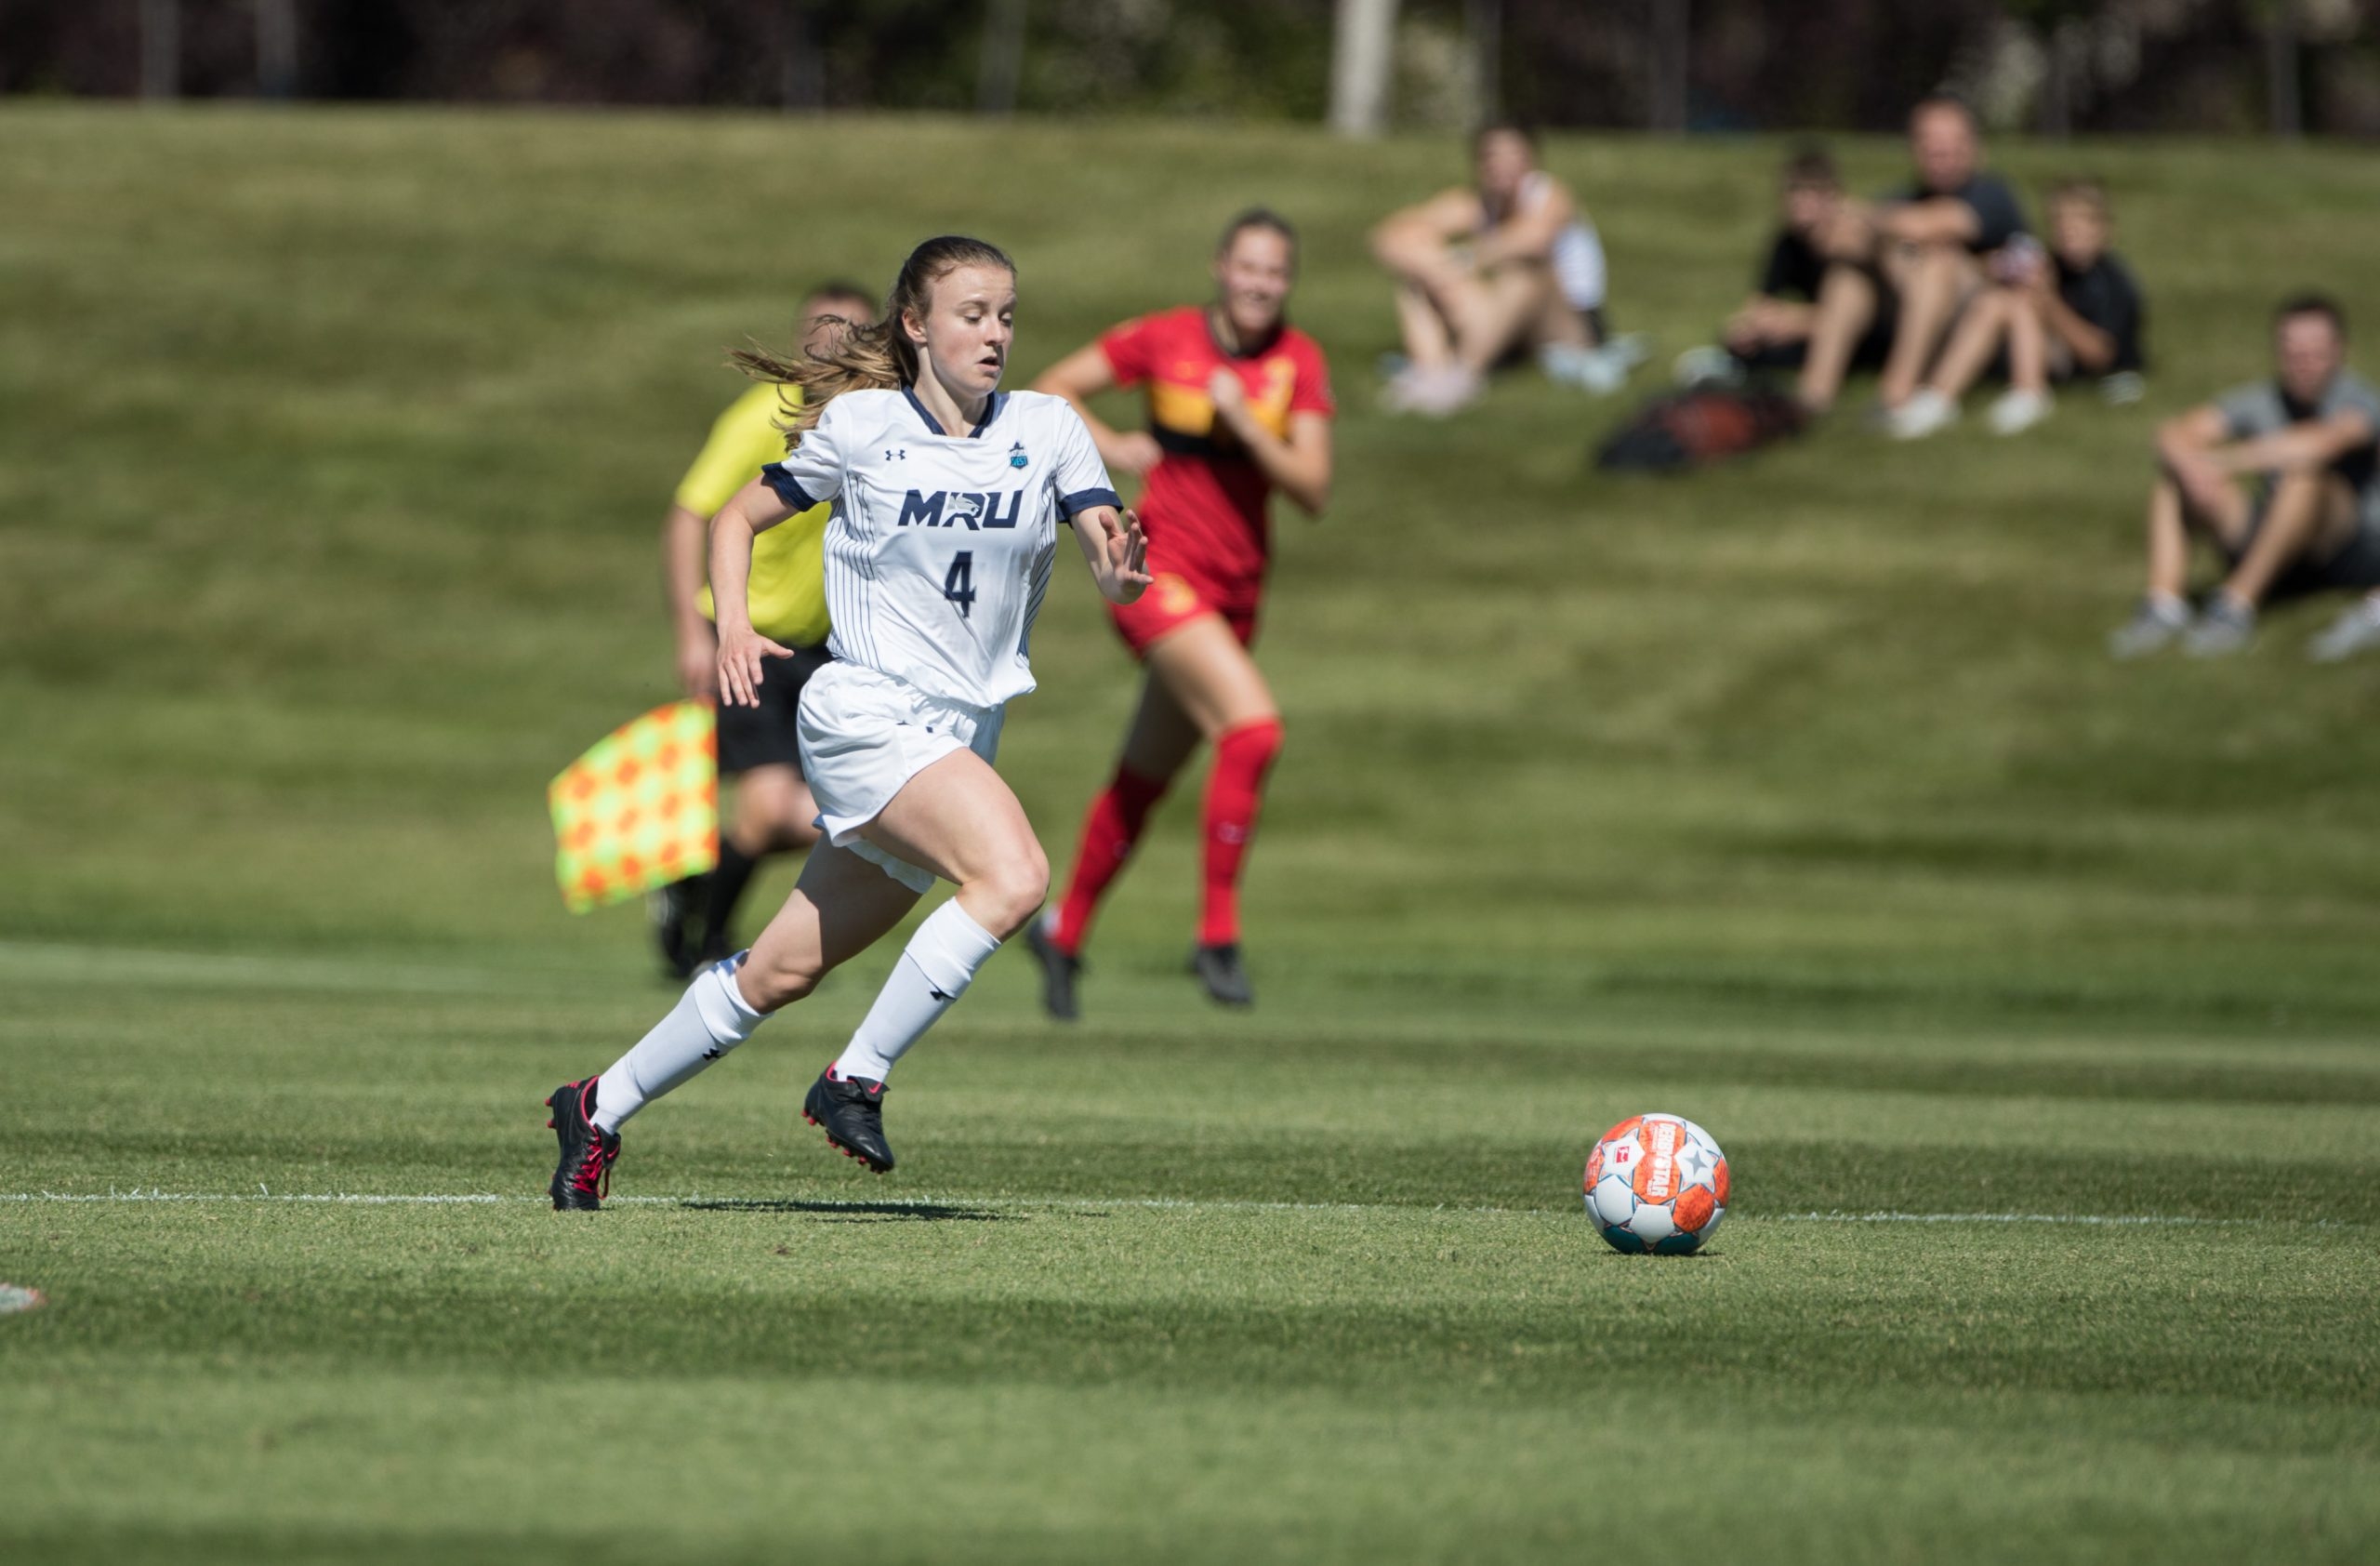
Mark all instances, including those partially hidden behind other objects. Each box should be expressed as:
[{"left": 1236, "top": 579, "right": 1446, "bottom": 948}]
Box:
[{"left": 677, "top": 381, "right": 832, "bottom": 647}]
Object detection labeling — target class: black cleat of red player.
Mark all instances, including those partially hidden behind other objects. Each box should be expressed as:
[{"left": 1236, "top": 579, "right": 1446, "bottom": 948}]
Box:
[
  {"left": 546, "top": 1077, "right": 621, "bottom": 1211},
  {"left": 1024, "top": 917, "right": 1082, "bottom": 1022},
  {"left": 803, "top": 1068, "right": 894, "bottom": 1173},
  {"left": 1190, "top": 942, "right": 1254, "bottom": 1008}
]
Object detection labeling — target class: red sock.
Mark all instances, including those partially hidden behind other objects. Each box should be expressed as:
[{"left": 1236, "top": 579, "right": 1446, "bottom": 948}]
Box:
[
  {"left": 1051, "top": 764, "right": 1171, "bottom": 955},
  {"left": 1199, "top": 718, "right": 1283, "bottom": 949}
]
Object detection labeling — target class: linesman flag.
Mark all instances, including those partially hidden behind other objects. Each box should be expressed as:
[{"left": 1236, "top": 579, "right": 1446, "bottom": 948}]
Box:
[{"left": 549, "top": 700, "right": 719, "bottom": 912}]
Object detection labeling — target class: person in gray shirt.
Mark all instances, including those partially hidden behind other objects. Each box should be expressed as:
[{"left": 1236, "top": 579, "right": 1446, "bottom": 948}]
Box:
[{"left": 2109, "top": 293, "right": 2380, "bottom": 659}]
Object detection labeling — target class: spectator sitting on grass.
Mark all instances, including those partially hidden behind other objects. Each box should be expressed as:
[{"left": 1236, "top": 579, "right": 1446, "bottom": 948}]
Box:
[
  {"left": 1370, "top": 121, "right": 1646, "bottom": 418},
  {"left": 1680, "top": 146, "right": 1892, "bottom": 384},
  {"left": 1889, "top": 178, "right": 2145, "bottom": 440},
  {"left": 1795, "top": 98, "right": 2029, "bottom": 420},
  {"left": 2109, "top": 293, "right": 2380, "bottom": 660}
]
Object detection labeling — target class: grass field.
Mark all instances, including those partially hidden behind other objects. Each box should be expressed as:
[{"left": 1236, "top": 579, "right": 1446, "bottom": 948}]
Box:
[{"left": 4, "top": 106, "right": 2380, "bottom": 1563}]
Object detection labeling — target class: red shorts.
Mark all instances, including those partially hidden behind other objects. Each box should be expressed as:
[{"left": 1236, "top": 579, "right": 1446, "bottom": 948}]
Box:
[{"left": 1106, "top": 570, "right": 1260, "bottom": 657}]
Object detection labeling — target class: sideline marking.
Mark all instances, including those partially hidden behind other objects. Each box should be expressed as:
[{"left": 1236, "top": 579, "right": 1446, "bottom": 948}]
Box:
[{"left": 0, "top": 1190, "right": 2348, "bottom": 1228}]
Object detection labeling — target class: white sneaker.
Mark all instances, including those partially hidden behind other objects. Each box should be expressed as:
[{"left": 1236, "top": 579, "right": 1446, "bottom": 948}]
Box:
[
  {"left": 1987, "top": 389, "right": 2054, "bottom": 435},
  {"left": 1540, "top": 343, "right": 1633, "bottom": 395},
  {"left": 1402, "top": 365, "right": 1482, "bottom": 418},
  {"left": 1603, "top": 332, "right": 1653, "bottom": 368},
  {"left": 2307, "top": 595, "right": 2380, "bottom": 662},
  {"left": 1672, "top": 345, "right": 1745, "bottom": 388},
  {"left": 1884, "top": 389, "right": 1957, "bottom": 441}
]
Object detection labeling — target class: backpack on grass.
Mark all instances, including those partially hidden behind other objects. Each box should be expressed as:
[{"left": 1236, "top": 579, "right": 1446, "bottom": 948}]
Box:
[{"left": 1595, "top": 383, "right": 1806, "bottom": 472}]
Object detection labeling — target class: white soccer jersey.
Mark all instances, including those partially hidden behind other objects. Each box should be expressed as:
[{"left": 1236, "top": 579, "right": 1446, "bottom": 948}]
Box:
[{"left": 760, "top": 387, "right": 1119, "bottom": 710}]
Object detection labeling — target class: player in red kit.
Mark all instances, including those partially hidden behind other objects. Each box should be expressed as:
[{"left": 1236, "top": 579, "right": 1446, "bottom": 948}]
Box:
[{"left": 1026, "top": 209, "right": 1334, "bottom": 1014}]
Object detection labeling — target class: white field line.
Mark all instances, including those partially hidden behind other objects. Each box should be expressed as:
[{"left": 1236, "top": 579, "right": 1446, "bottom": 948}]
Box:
[{"left": 0, "top": 1189, "right": 2352, "bottom": 1228}]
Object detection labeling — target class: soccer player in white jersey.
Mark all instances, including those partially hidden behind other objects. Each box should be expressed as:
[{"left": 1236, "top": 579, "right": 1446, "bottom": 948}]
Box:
[{"left": 544, "top": 236, "right": 1149, "bottom": 1206}]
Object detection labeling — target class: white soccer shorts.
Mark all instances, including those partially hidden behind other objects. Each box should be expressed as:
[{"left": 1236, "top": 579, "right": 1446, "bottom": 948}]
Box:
[{"left": 796, "top": 660, "right": 1004, "bottom": 894}]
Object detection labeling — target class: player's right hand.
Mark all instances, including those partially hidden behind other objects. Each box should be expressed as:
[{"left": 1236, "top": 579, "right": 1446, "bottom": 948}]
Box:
[{"left": 717, "top": 627, "right": 793, "bottom": 709}]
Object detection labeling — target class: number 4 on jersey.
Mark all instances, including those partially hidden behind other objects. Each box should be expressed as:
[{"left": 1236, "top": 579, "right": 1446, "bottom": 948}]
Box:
[{"left": 942, "top": 551, "right": 976, "bottom": 619}]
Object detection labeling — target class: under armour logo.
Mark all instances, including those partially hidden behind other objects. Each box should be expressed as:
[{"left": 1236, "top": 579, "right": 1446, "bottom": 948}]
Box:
[
  {"left": 929, "top": 988, "right": 951, "bottom": 1002},
  {"left": 702, "top": 1048, "right": 721, "bottom": 1061}
]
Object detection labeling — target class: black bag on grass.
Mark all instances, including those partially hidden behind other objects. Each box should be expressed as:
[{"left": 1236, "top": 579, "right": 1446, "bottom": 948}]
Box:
[{"left": 1595, "top": 384, "right": 1806, "bottom": 472}]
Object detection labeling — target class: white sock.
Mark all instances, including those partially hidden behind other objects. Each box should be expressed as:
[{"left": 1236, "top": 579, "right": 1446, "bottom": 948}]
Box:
[
  {"left": 832, "top": 900, "right": 1002, "bottom": 1082},
  {"left": 592, "top": 955, "right": 769, "bottom": 1133}
]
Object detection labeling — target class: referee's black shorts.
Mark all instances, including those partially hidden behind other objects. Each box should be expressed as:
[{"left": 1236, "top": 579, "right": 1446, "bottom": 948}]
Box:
[{"left": 718, "top": 644, "right": 832, "bottom": 776}]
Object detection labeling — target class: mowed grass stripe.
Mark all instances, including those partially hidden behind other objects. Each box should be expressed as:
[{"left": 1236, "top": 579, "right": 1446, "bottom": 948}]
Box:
[
  {"left": 6, "top": 1373, "right": 2375, "bottom": 1566},
  {"left": 4, "top": 1204, "right": 2373, "bottom": 1410}
]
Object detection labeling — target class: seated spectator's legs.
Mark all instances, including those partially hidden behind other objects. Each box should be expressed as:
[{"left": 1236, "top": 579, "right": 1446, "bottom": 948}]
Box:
[
  {"left": 2218, "top": 471, "right": 2360, "bottom": 608},
  {"left": 1877, "top": 246, "right": 1976, "bottom": 408},
  {"left": 2113, "top": 475, "right": 2251, "bottom": 657},
  {"left": 1529, "top": 285, "right": 1594, "bottom": 353},
  {"left": 1394, "top": 282, "right": 1458, "bottom": 373},
  {"left": 1921, "top": 286, "right": 2017, "bottom": 404},
  {"left": 1450, "top": 262, "right": 1558, "bottom": 376},
  {"left": 1796, "top": 263, "right": 1880, "bottom": 413},
  {"left": 2003, "top": 293, "right": 2051, "bottom": 397},
  {"left": 2144, "top": 479, "right": 2215, "bottom": 604}
]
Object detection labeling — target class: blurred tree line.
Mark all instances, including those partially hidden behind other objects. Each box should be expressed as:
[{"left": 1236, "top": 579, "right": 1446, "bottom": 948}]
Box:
[{"left": 6, "top": 0, "right": 2378, "bottom": 136}]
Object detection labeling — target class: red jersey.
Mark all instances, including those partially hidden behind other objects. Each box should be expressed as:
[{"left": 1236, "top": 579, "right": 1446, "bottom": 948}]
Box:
[{"left": 1098, "top": 306, "right": 1334, "bottom": 608}]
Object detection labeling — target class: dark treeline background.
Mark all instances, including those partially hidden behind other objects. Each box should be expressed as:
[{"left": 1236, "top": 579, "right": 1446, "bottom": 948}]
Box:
[{"left": 7, "top": 0, "right": 2379, "bottom": 135}]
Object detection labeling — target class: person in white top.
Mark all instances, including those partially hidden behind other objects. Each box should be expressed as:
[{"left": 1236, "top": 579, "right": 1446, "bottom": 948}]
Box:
[
  {"left": 1370, "top": 121, "right": 1644, "bottom": 417},
  {"left": 542, "top": 236, "right": 1150, "bottom": 1204}
]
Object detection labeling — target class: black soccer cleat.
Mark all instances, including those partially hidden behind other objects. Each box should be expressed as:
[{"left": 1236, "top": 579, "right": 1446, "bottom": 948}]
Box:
[
  {"left": 803, "top": 1068, "right": 894, "bottom": 1173},
  {"left": 1190, "top": 943, "right": 1254, "bottom": 1008},
  {"left": 546, "top": 1077, "right": 621, "bottom": 1211},
  {"left": 1024, "top": 917, "right": 1082, "bottom": 1022},
  {"left": 647, "top": 874, "right": 709, "bottom": 980}
]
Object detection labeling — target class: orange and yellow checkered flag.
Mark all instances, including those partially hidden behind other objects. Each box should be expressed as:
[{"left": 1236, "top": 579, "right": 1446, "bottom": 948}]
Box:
[{"left": 549, "top": 700, "right": 720, "bottom": 913}]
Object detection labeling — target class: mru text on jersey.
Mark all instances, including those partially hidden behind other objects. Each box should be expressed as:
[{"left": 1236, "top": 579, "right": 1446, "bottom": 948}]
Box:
[{"left": 759, "top": 388, "right": 1119, "bottom": 710}]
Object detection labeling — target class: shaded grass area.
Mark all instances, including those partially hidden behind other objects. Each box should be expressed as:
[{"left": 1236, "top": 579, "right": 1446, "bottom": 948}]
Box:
[{"left": 5, "top": 109, "right": 2380, "bottom": 1561}]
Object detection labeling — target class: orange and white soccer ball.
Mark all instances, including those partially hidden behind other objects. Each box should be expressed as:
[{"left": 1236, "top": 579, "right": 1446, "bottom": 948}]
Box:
[{"left": 1583, "top": 1113, "right": 1728, "bottom": 1254}]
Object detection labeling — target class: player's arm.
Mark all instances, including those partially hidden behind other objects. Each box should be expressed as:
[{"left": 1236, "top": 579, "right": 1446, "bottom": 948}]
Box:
[
  {"left": 1208, "top": 378, "right": 1332, "bottom": 515},
  {"left": 708, "top": 476, "right": 802, "bottom": 708},
  {"left": 661, "top": 502, "right": 718, "bottom": 698},
  {"left": 1034, "top": 344, "right": 1158, "bottom": 479},
  {"left": 2208, "top": 409, "right": 2376, "bottom": 478},
  {"left": 1066, "top": 504, "right": 1152, "bottom": 605}
]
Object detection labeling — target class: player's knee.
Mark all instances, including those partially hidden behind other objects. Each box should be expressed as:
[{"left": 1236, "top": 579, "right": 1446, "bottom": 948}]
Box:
[
  {"left": 738, "top": 950, "right": 822, "bottom": 1011},
  {"left": 1219, "top": 714, "right": 1285, "bottom": 767},
  {"left": 970, "top": 845, "right": 1050, "bottom": 936}
]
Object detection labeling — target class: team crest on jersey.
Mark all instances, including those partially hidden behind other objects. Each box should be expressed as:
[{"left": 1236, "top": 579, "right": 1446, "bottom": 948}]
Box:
[
  {"left": 1009, "top": 441, "right": 1029, "bottom": 470},
  {"left": 898, "top": 488, "right": 1024, "bottom": 530}
]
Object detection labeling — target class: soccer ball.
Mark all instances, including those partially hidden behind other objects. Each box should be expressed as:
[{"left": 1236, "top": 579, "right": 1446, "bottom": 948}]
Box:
[{"left": 1582, "top": 1113, "right": 1728, "bottom": 1254}]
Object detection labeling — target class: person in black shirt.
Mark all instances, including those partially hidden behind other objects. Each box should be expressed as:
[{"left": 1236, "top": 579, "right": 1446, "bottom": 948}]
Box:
[
  {"left": 1712, "top": 146, "right": 1893, "bottom": 377},
  {"left": 1891, "top": 179, "right": 2146, "bottom": 439},
  {"left": 1796, "top": 98, "right": 2030, "bottom": 418}
]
